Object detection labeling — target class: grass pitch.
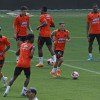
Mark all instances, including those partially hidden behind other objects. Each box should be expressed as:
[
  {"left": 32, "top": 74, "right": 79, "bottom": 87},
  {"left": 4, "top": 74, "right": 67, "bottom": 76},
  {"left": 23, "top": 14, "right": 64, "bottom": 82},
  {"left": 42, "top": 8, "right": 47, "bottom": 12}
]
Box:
[{"left": 0, "top": 10, "right": 100, "bottom": 100}]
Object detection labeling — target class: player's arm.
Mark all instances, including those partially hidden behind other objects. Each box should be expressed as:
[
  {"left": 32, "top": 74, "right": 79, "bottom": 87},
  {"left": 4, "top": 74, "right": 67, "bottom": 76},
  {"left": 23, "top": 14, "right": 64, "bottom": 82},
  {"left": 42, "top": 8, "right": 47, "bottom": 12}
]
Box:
[
  {"left": 86, "top": 22, "right": 90, "bottom": 38},
  {"left": 50, "top": 22, "right": 55, "bottom": 27},
  {"left": 16, "top": 48, "right": 20, "bottom": 55},
  {"left": 0, "top": 45, "right": 10, "bottom": 56},
  {"left": 36, "top": 21, "right": 47, "bottom": 30},
  {"left": 66, "top": 31, "right": 71, "bottom": 42},
  {"left": 27, "top": 24, "right": 33, "bottom": 33},
  {"left": 13, "top": 24, "right": 16, "bottom": 39},
  {"left": 30, "top": 46, "right": 35, "bottom": 59}
]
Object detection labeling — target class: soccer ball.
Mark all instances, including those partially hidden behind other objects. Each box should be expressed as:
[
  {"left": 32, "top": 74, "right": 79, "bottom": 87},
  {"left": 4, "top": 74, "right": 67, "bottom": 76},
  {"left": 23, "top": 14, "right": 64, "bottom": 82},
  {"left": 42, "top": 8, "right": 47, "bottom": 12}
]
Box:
[
  {"left": 47, "top": 58, "right": 54, "bottom": 66},
  {"left": 71, "top": 71, "right": 79, "bottom": 79}
]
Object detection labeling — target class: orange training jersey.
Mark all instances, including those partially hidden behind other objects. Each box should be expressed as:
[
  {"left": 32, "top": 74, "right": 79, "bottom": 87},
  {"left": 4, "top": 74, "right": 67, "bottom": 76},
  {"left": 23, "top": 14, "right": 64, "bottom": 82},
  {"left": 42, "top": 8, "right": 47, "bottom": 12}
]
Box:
[
  {"left": 13, "top": 14, "right": 30, "bottom": 36},
  {"left": 39, "top": 14, "right": 54, "bottom": 37},
  {"left": 87, "top": 12, "right": 100, "bottom": 34},
  {"left": 17, "top": 42, "right": 33, "bottom": 68},
  {"left": 0, "top": 36, "right": 10, "bottom": 60},
  {"left": 53, "top": 29, "right": 68, "bottom": 52}
]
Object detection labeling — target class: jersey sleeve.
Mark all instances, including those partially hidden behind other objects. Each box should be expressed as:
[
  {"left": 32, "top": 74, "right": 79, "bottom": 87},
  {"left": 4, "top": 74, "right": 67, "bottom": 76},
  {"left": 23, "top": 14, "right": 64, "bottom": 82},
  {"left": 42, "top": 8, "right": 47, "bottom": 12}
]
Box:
[
  {"left": 87, "top": 14, "right": 91, "bottom": 22},
  {"left": 40, "top": 15, "right": 46, "bottom": 23},
  {"left": 13, "top": 16, "right": 19, "bottom": 25},
  {"left": 5, "top": 38, "right": 10, "bottom": 46}
]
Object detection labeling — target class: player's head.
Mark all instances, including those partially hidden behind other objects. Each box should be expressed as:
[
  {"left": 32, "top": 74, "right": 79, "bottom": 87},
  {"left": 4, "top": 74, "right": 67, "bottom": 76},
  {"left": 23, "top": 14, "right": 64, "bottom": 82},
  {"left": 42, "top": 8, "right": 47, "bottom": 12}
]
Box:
[
  {"left": 21, "top": 6, "right": 27, "bottom": 16},
  {"left": 25, "top": 87, "right": 37, "bottom": 99},
  {"left": 41, "top": 6, "right": 47, "bottom": 14},
  {"left": 27, "top": 34, "right": 34, "bottom": 43},
  {"left": 92, "top": 3, "right": 98, "bottom": 13},
  {"left": 59, "top": 22, "right": 65, "bottom": 31}
]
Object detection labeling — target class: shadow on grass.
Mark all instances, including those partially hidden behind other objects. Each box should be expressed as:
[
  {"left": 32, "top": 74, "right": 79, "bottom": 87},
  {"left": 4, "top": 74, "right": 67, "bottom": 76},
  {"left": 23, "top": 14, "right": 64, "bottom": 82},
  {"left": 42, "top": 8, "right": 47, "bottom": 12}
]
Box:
[{"left": 50, "top": 76, "right": 70, "bottom": 80}]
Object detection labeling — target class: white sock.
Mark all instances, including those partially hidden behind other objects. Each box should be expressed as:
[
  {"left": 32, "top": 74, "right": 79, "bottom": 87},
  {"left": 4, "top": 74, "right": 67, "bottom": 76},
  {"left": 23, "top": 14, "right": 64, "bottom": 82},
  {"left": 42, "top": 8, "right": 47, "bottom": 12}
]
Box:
[
  {"left": 57, "top": 66, "right": 60, "bottom": 71},
  {"left": 5, "top": 86, "right": 10, "bottom": 93},
  {"left": 39, "top": 57, "right": 43, "bottom": 64},
  {"left": 22, "top": 87, "right": 26, "bottom": 93},
  {"left": 16, "top": 56, "right": 19, "bottom": 61},
  {"left": 52, "top": 68, "right": 56, "bottom": 73},
  {"left": 52, "top": 55, "right": 56, "bottom": 62},
  {"left": 89, "top": 53, "right": 92, "bottom": 57}
]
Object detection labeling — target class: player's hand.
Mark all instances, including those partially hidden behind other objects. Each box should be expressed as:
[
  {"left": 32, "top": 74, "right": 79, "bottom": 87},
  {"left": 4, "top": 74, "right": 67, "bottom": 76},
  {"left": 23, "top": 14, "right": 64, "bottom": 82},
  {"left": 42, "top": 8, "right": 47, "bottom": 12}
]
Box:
[
  {"left": 87, "top": 34, "right": 89, "bottom": 39},
  {"left": 0, "top": 52, "right": 3, "bottom": 56},
  {"left": 36, "top": 26, "right": 40, "bottom": 30},
  {"left": 30, "top": 30, "right": 33, "bottom": 33},
  {"left": 53, "top": 41, "right": 57, "bottom": 45},
  {"left": 13, "top": 34, "right": 17, "bottom": 39}
]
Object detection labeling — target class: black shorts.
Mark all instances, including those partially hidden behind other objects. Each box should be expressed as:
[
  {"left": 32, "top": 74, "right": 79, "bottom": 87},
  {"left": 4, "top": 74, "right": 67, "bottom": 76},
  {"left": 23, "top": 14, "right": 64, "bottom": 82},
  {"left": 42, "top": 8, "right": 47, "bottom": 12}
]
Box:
[
  {"left": 16, "top": 36, "right": 27, "bottom": 42},
  {"left": 89, "top": 34, "right": 100, "bottom": 45},
  {"left": 38, "top": 36, "right": 52, "bottom": 46},
  {"left": 54, "top": 50, "right": 64, "bottom": 59},
  {"left": 0, "top": 60, "right": 4, "bottom": 70},
  {"left": 14, "top": 67, "right": 31, "bottom": 78}
]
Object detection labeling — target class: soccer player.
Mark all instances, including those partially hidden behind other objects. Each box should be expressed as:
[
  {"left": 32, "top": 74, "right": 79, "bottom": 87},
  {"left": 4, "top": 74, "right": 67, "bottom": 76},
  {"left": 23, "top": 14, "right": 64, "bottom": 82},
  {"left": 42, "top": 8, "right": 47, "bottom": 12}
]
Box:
[
  {"left": 87, "top": 3, "right": 100, "bottom": 61},
  {"left": 36, "top": 6, "right": 56, "bottom": 67},
  {"left": 3, "top": 34, "right": 35, "bottom": 97},
  {"left": 50, "top": 22, "right": 71, "bottom": 77},
  {"left": 25, "top": 87, "right": 38, "bottom": 100},
  {"left": 0, "top": 27, "right": 10, "bottom": 87},
  {"left": 13, "top": 6, "right": 33, "bottom": 62}
]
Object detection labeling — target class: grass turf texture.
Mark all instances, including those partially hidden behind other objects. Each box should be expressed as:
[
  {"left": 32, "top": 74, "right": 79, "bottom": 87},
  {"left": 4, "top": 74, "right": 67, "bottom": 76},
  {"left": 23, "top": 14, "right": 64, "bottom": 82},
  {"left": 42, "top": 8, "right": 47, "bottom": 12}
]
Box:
[{"left": 0, "top": 10, "right": 100, "bottom": 100}]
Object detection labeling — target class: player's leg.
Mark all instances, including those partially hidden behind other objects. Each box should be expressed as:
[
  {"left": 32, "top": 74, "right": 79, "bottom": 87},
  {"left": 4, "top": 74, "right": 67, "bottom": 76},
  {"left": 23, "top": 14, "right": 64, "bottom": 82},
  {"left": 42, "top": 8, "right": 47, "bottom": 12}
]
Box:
[
  {"left": 0, "top": 60, "right": 7, "bottom": 87},
  {"left": 21, "top": 68, "right": 31, "bottom": 96},
  {"left": 96, "top": 34, "right": 100, "bottom": 56},
  {"left": 3, "top": 67, "right": 22, "bottom": 97},
  {"left": 88, "top": 34, "right": 95, "bottom": 61},
  {"left": 16, "top": 37, "right": 22, "bottom": 63},
  {"left": 36, "top": 36, "right": 44, "bottom": 67},
  {"left": 46, "top": 37, "right": 56, "bottom": 62}
]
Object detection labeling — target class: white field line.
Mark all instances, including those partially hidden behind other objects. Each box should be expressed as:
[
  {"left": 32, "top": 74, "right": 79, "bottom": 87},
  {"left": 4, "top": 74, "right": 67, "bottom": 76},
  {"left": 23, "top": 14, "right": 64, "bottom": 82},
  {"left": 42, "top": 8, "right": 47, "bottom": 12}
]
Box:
[{"left": 8, "top": 49, "right": 100, "bottom": 75}]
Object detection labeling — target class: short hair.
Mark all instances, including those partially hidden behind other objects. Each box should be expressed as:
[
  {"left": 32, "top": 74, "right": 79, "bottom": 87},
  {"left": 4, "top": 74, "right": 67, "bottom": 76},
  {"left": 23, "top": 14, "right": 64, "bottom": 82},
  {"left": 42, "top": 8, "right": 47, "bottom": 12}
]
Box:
[
  {"left": 42, "top": 6, "right": 47, "bottom": 12},
  {"left": 59, "top": 22, "right": 65, "bottom": 25},
  {"left": 27, "top": 34, "right": 34, "bottom": 40},
  {"left": 21, "top": 6, "right": 27, "bottom": 10},
  {"left": 0, "top": 34, "right": 2, "bottom": 38}
]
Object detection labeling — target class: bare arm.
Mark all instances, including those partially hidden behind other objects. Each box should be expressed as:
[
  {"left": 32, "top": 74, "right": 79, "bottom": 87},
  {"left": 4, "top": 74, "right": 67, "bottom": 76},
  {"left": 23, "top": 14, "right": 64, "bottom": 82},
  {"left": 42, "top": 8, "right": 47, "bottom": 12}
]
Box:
[
  {"left": 27, "top": 24, "right": 33, "bottom": 33},
  {"left": 13, "top": 24, "right": 16, "bottom": 39},
  {"left": 50, "top": 22, "right": 55, "bottom": 27},
  {"left": 36, "top": 21, "right": 47, "bottom": 30},
  {"left": 66, "top": 32, "right": 71, "bottom": 42},
  {"left": 50, "top": 30, "right": 56, "bottom": 42},
  {"left": 86, "top": 22, "right": 90, "bottom": 38},
  {"left": 30, "top": 46, "right": 35, "bottom": 59},
  {"left": 16, "top": 48, "right": 20, "bottom": 55},
  {"left": 0, "top": 45, "right": 10, "bottom": 56}
]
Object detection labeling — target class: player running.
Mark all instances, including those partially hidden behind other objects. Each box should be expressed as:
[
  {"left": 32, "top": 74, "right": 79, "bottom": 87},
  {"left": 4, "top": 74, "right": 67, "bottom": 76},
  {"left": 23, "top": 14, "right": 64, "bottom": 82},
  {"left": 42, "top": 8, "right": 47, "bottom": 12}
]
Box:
[
  {"left": 87, "top": 3, "right": 100, "bottom": 61},
  {"left": 13, "top": 6, "right": 33, "bottom": 62},
  {"left": 3, "top": 34, "right": 35, "bottom": 97},
  {"left": 0, "top": 27, "right": 10, "bottom": 87},
  {"left": 36, "top": 6, "right": 56, "bottom": 67},
  {"left": 50, "top": 22, "right": 71, "bottom": 77}
]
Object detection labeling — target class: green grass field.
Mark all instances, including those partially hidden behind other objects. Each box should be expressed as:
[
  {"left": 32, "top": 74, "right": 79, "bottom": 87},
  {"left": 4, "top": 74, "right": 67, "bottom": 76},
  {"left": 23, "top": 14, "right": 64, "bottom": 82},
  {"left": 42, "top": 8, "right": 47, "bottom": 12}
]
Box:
[{"left": 0, "top": 10, "right": 100, "bottom": 100}]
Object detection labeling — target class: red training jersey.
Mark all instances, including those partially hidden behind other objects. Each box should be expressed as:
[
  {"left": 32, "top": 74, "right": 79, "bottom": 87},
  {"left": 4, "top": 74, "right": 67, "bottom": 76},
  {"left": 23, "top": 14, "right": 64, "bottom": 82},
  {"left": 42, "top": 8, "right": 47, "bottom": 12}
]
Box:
[
  {"left": 87, "top": 12, "right": 100, "bottom": 34},
  {"left": 39, "top": 14, "right": 54, "bottom": 37},
  {"left": 0, "top": 36, "right": 10, "bottom": 60},
  {"left": 13, "top": 14, "right": 30, "bottom": 36},
  {"left": 17, "top": 42, "right": 33, "bottom": 68},
  {"left": 53, "top": 29, "right": 68, "bottom": 52}
]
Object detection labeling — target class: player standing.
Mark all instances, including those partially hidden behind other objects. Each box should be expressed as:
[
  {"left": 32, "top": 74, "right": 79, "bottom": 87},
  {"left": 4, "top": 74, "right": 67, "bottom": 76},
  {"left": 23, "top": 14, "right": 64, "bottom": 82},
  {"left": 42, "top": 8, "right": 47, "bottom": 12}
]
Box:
[
  {"left": 87, "top": 3, "right": 100, "bottom": 60},
  {"left": 36, "top": 6, "right": 56, "bottom": 67},
  {"left": 0, "top": 27, "right": 10, "bottom": 87},
  {"left": 3, "top": 34, "right": 35, "bottom": 97},
  {"left": 13, "top": 6, "right": 33, "bottom": 62},
  {"left": 50, "top": 22, "right": 71, "bottom": 77}
]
